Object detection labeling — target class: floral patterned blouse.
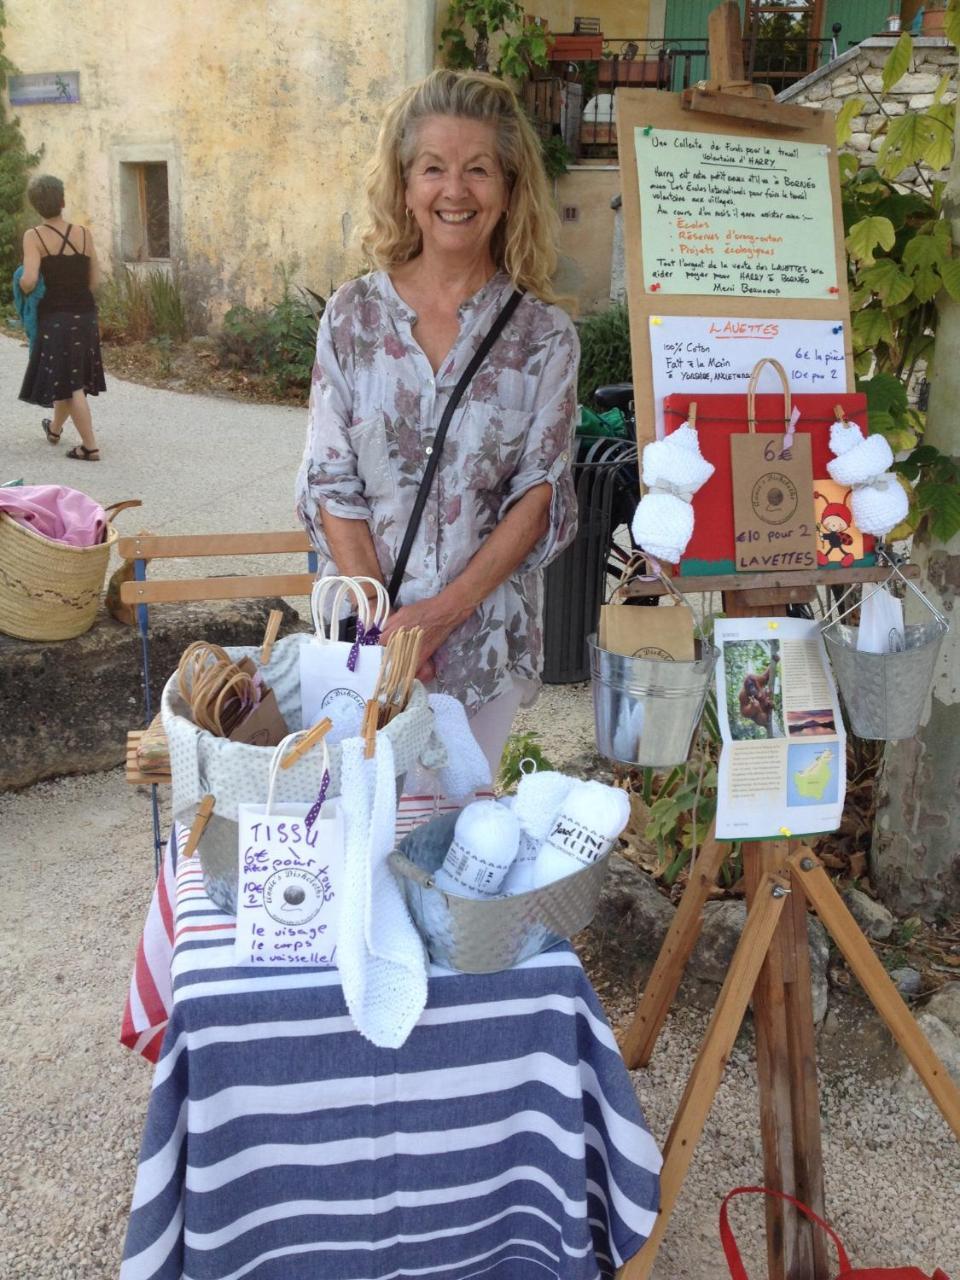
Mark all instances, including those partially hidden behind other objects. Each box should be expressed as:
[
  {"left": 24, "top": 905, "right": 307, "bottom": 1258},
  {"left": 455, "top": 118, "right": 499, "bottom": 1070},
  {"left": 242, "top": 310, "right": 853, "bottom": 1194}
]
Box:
[{"left": 295, "top": 269, "right": 579, "bottom": 711}]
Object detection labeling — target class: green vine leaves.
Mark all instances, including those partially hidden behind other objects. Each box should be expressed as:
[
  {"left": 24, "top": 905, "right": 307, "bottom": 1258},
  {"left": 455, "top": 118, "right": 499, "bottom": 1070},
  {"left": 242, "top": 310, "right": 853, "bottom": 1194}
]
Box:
[{"left": 839, "top": 21, "right": 960, "bottom": 543}]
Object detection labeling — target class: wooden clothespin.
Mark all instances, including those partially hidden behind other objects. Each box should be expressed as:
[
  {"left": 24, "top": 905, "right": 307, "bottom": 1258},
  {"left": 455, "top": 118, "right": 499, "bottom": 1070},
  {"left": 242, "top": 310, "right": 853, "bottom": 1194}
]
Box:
[
  {"left": 260, "top": 609, "right": 283, "bottom": 665},
  {"left": 362, "top": 699, "right": 379, "bottom": 759},
  {"left": 280, "top": 717, "right": 332, "bottom": 769},
  {"left": 182, "top": 794, "right": 216, "bottom": 858},
  {"left": 688, "top": 401, "right": 698, "bottom": 429},
  {"left": 833, "top": 403, "right": 846, "bottom": 422}
]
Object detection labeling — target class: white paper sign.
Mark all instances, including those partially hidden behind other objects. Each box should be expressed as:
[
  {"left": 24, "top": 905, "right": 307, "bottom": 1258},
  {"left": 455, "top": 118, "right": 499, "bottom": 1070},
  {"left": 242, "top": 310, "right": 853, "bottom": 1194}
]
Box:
[
  {"left": 235, "top": 801, "right": 344, "bottom": 967},
  {"left": 649, "top": 316, "right": 847, "bottom": 437},
  {"left": 714, "top": 617, "right": 846, "bottom": 840}
]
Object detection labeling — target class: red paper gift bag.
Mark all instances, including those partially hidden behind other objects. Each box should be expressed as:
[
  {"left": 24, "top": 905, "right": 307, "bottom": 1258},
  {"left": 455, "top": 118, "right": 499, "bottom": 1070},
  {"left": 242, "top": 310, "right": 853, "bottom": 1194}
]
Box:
[{"left": 663, "top": 390, "right": 876, "bottom": 576}]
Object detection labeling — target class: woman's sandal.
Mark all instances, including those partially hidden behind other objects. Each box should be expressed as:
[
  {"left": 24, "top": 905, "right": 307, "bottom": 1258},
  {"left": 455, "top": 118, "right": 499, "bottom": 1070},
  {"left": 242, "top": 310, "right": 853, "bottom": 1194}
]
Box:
[
  {"left": 66, "top": 445, "right": 100, "bottom": 462},
  {"left": 41, "top": 418, "right": 62, "bottom": 445}
]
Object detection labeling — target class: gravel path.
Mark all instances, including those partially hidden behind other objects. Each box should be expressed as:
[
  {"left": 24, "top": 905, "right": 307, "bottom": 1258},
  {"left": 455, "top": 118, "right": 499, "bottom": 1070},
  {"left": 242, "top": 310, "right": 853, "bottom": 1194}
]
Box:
[
  {"left": 3, "top": 763, "right": 957, "bottom": 1279},
  {"left": 1, "top": 337, "right": 957, "bottom": 1277}
]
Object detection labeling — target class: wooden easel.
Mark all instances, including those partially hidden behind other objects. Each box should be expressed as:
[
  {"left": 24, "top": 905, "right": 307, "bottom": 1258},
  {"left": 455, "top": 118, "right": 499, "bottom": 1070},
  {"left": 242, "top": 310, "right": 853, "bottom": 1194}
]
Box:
[{"left": 610, "top": 8, "right": 960, "bottom": 1278}]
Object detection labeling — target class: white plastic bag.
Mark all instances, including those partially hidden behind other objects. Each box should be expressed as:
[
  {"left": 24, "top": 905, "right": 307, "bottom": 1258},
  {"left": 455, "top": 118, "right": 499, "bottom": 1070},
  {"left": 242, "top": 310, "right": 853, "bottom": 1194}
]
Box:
[
  {"left": 856, "top": 584, "right": 905, "bottom": 655},
  {"left": 299, "top": 576, "right": 387, "bottom": 735}
]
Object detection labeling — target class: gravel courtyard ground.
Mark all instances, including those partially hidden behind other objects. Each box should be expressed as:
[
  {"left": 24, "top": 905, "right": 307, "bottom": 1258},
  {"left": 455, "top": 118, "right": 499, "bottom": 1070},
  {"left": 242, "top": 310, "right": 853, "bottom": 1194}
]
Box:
[{"left": 1, "top": 337, "right": 958, "bottom": 1277}]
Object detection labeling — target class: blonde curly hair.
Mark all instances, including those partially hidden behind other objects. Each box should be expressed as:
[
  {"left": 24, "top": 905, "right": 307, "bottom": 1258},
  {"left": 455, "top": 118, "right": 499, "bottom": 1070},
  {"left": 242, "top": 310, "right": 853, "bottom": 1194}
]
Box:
[{"left": 358, "top": 69, "right": 561, "bottom": 304}]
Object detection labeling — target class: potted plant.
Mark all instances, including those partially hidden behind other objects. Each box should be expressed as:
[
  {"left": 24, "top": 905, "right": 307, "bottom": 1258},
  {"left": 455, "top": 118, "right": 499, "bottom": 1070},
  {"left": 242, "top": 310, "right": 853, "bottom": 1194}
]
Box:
[{"left": 921, "top": 1, "right": 947, "bottom": 37}]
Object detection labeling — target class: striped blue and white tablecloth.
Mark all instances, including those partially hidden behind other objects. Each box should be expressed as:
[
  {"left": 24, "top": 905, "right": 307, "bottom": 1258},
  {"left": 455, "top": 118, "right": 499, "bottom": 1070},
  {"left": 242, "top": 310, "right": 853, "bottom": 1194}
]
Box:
[{"left": 122, "top": 845, "right": 662, "bottom": 1280}]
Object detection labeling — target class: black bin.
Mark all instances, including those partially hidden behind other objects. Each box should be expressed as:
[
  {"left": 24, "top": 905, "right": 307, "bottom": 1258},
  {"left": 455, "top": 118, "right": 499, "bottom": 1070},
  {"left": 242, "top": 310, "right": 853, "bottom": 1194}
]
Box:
[{"left": 541, "top": 437, "right": 638, "bottom": 684}]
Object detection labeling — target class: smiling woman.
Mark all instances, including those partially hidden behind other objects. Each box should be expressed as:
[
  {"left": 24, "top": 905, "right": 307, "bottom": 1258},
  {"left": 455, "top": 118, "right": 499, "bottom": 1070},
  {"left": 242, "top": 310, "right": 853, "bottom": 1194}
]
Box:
[{"left": 295, "top": 69, "right": 579, "bottom": 771}]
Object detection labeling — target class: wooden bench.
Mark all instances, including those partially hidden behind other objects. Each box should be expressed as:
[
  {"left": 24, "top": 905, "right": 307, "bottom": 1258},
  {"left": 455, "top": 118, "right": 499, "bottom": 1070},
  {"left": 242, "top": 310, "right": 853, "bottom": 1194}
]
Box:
[{"left": 125, "top": 729, "right": 172, "bottom": 786}]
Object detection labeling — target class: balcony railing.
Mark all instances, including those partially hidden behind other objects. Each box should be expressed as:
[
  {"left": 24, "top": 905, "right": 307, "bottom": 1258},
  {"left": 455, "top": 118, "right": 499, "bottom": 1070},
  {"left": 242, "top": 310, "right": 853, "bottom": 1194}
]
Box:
[{"left": 528, "top": 33, "right": 846, "bottom": 162}]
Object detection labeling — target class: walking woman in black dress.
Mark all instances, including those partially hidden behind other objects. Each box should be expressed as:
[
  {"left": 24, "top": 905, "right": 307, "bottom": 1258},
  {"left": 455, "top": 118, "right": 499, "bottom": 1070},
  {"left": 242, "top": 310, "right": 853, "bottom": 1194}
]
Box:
[{"left": 18, "top": 174, "right": 106, "bottom": 461}]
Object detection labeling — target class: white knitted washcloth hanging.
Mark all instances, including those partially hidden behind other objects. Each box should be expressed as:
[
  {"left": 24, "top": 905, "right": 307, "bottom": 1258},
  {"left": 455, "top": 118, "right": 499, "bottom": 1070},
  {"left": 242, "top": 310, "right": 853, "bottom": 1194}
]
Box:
[
  {"left": 826, "top": 418, "right": 909, "bottom": 538},
  {"left": 426, "top": 693, "right": 492, "bottom": 801},
  {"left": 631, "top": 422, "right": 715, "bottom": 563},
  {"left": 337, "top": 734, "right": 428, "bottom": 1048}
]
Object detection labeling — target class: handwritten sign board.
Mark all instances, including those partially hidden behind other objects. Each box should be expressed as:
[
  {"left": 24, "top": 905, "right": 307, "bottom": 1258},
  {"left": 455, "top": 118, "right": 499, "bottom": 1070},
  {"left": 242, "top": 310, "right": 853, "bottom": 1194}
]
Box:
[
  {"left": 649, "top": 315, "right": 847, "bottom": 437},
  {"left": 634, "top": 128, "right": 836, "bottom": 299},
  {"left": 235, "top": 802, "right": 343, "bottom": 968},
  {"left": 731, "top": 432, "right": 818, "bottom": 571}
]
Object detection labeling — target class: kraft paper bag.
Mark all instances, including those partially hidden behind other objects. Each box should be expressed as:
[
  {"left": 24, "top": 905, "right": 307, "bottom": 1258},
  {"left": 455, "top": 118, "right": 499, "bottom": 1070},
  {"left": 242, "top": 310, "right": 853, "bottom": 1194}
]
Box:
[
  {"left": 600, "top": 600, "right": 696, "bottom": 661},
  {"left": 731, "top": 431, "right": 818, "bottom": 573}
]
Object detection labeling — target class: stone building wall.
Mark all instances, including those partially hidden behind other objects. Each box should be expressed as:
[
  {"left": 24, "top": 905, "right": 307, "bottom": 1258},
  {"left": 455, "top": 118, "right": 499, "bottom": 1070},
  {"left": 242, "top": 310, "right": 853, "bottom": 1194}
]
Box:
[
  {"left": 780, "top": 36, "right": 958, "bottom": 180},
  {"left": 3, "top": 0, "right": 435, "bottom": 322}
]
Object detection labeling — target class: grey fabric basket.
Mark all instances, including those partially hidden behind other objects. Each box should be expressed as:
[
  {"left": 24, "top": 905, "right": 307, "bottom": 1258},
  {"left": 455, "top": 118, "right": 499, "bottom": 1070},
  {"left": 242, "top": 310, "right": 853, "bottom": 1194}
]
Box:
[{"left": 389, "top": 811, "right": 610, "bottom": 974}]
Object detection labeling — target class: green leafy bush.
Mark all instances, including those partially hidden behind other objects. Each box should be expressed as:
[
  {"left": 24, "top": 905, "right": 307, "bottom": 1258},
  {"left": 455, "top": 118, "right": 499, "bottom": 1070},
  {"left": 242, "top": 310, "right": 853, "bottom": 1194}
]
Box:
[
  {"left": 96, "top": 268, "right": 153, "bottom": 342},
  {"left": 576, "top": 304, "right": 631, "bottom": 408},
  {"left": 0, "top": 3, "right": 42, "bottom": 306},
  {"left": 147, "top": 270, "right": 188, "bottom": 341},
  {"left": 497, "top": 730, "right": 554, "bottom": 793},
  {"left": 839, "top": 28, "right": 960, "bottom": 542},
  {"left": 217, "top": 278, "right": 323, "bottom": 396}
]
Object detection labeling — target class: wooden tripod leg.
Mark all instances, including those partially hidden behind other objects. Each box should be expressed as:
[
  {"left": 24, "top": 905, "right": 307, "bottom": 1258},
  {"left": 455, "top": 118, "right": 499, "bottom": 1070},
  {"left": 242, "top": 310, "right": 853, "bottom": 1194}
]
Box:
[
  {"left": 789, "top": 848, "right": 960, "bottom": 1140},
  {"left": 619, "top": 871, "right": 791, "bottom": 1280},
  {"left": 620, "top": 830, "right": 729, "bottom": 1069},
  {"left": 744, "top": 844, "right": 828, "bottom": 1280}
]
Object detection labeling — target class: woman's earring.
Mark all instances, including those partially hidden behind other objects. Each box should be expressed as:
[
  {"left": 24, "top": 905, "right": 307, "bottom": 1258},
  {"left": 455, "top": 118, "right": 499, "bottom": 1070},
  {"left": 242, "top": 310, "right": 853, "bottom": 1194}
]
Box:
[{"left": 405, "top": 207, "right": 412, "bottom": 219}]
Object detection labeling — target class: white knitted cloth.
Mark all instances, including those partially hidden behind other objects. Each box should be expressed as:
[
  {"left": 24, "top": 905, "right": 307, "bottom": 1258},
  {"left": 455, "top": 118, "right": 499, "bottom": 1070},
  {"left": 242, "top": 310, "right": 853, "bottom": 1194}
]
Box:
[
  {"left": 825, "top": 418, "right": 908, "bottom": 538},
  {"left": 337, "top": 734, "right": 428, "bottom": 1048},
  {"left": 631, "top": 422, "right": 714, "bottom": 563},
  {"left": 426, "top": 693, "right": 492, "bottom": 801},
  {"left": 851, "top": 477, "right": 909, "bottom": 537},
  {"left": 632, "top": 493, "right": 695, "bottom": 564}
]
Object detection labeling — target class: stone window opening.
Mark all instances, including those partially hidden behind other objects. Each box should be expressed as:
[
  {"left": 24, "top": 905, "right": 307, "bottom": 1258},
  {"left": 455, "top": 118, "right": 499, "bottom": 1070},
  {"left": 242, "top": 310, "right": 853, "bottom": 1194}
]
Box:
[{"left": 120, "top": 161, "right": 170, "bottom": 262}]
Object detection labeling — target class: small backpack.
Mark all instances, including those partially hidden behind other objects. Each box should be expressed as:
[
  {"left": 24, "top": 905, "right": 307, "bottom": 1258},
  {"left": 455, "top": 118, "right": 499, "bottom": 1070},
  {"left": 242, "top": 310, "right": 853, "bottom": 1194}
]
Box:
[{"left": 720, "top": 1186, "right": 952, "bottom": 1280}]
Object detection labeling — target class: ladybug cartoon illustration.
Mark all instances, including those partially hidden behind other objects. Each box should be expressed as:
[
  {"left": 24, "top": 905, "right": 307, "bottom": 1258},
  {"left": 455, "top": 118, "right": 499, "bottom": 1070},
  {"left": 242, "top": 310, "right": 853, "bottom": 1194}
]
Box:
[{"left": 814, "top": 488, "right": 854, "bottom": 568}]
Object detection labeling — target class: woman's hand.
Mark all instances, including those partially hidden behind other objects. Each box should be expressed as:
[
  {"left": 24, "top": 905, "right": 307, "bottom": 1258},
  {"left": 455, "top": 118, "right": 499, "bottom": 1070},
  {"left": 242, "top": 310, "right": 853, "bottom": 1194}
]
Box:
[{"left": 380, "top": 592, "right": 466, "bottom": 683}]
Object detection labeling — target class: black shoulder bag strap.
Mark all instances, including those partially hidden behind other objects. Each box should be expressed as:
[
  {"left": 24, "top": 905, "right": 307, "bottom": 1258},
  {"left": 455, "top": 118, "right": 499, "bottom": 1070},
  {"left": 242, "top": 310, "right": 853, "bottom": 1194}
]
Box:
[{"left": 386, "top": 287, "right": 525, "bottom": 605}]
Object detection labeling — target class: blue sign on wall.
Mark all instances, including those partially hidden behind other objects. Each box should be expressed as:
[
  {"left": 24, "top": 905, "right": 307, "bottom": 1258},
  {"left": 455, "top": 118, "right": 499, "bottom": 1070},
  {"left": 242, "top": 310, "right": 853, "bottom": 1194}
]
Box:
[{"left": 8, "top": 72, "right": 80, "bottom": 105}]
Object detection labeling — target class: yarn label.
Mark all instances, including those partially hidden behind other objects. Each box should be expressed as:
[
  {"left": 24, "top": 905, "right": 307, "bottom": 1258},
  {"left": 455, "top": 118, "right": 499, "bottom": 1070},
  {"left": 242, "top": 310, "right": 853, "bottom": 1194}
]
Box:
[
  {"left": 442, "top": 839, "right": 503, "bottom": 896},
  {"left": 731, "top": 432, "right": 817, "bottom": 572},
  {"left": 234, "top": 801, "right": 344, "bottom": 967},
  {"left": 547, "top": 816, "right": 609, "bottom": 868}
]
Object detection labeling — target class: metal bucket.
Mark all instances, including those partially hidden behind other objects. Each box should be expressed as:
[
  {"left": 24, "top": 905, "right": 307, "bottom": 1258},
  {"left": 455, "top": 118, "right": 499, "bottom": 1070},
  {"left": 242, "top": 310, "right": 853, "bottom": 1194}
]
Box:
[
  {"left": 389, "top": 811, "right": 609, "bottom": 973},
  {"left": 588, "top": 634, "right": 718, "bottom": 767},
  {"left": 822, "top": 620, "right": 947, "bottom": 740}
]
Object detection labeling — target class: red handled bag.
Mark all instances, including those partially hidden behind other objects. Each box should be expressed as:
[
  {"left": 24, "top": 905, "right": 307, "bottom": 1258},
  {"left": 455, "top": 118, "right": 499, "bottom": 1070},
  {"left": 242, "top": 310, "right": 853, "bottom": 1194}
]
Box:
[
  {"left": 663, "top": 386, "right": 876, "bottom": 576},
  {"left": 720, "top": 1186, "right": 952, "bottom": 1280}
]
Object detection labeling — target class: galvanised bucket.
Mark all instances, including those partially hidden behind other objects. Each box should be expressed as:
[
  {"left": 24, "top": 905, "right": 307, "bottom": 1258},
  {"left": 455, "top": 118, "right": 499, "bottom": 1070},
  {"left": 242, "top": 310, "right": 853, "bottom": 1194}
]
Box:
[
  {"left": 822, "top": 619, "right": 947, "bottom": 741},
  {"left": 588, "top": 634, "right": 718, "bottom": 768},
  {"left": 389, "top": 811, "right": 609, "bottom": 973}
]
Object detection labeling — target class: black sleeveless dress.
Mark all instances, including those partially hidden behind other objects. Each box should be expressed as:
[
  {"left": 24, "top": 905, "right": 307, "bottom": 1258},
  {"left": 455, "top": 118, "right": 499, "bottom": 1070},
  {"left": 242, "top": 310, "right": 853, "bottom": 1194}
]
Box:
[{"left": 18, "top": 223, "right": 107, "bottom": 407}]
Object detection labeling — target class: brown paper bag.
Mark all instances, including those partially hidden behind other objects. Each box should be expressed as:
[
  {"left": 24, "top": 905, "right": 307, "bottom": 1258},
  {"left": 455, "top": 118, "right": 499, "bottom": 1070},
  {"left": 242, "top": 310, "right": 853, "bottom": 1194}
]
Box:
[
  {"left": 731, "top": 359, "right": 817, "bottom": 573},
  {"left": 600, "top": 601, "right": 696, "bottom": 661},
  {"left": 227, "top": 656, "right": 289, "bottom": 747}
]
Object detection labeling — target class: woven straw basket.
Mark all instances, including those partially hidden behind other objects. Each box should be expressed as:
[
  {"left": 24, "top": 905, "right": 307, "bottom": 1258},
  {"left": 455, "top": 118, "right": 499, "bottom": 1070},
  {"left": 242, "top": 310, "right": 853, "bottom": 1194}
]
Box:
[{"left": 0, "top": 510, "right": 120, "bottom": 641}]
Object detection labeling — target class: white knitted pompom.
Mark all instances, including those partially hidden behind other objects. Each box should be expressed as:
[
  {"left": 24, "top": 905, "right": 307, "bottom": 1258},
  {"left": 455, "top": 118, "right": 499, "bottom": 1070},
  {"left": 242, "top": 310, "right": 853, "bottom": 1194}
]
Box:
[
  {"left": 631, "top": 492, "right": 694, "bottom": 564},
  {"left": 827, "top": 433, "right": 894, "bottom": 487},
  {"left": 850, "top": 478, "right": 909, "bottom": 537},
  {"left": 829, "top": 419, "right": 865, "bottom": 456}
]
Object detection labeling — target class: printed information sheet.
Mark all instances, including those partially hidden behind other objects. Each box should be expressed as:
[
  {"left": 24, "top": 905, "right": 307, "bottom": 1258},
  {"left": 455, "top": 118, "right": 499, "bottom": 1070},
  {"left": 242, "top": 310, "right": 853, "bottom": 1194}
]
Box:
[
  {"left": 714, "top": 617, "right": 846, "bottom": 839},
  {"left": 634, "top": 128, "right": 837, "bottom": 298}
]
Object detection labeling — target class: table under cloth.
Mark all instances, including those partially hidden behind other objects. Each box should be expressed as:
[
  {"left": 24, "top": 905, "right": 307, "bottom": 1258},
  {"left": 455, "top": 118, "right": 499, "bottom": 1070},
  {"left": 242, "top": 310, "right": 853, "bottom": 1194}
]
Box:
[{"left": 122, "top": 834, "right": 662, "bottom": 1280}]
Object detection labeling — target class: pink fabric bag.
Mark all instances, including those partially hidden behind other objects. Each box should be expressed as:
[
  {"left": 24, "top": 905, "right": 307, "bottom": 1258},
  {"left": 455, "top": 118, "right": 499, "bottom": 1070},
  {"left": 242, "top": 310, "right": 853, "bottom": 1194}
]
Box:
[{"left": 0, "top": 484, "right": 107, "bottom": 547}]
